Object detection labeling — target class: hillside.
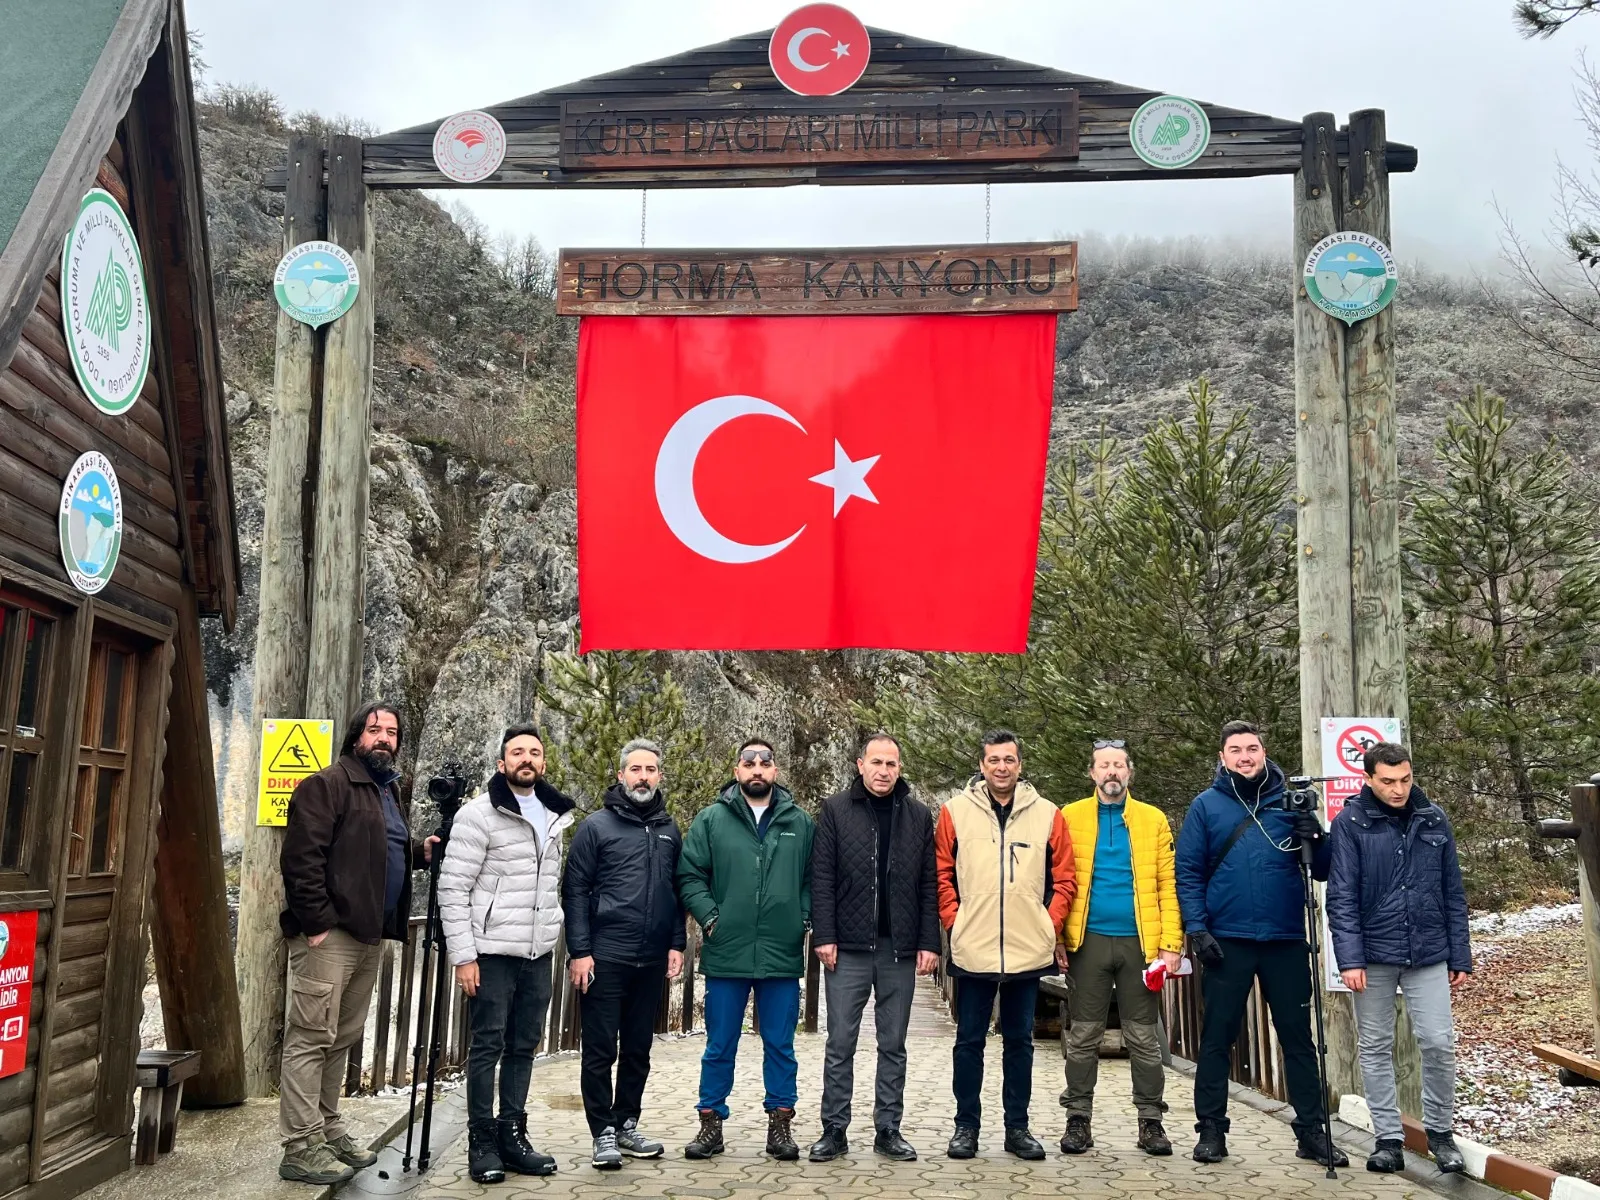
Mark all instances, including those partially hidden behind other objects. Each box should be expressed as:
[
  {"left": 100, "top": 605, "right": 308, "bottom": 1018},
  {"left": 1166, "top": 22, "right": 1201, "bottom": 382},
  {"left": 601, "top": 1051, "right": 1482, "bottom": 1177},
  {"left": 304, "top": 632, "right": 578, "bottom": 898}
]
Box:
[{"left": 193, "top": 92, "right": 1600, "bottom": 845}]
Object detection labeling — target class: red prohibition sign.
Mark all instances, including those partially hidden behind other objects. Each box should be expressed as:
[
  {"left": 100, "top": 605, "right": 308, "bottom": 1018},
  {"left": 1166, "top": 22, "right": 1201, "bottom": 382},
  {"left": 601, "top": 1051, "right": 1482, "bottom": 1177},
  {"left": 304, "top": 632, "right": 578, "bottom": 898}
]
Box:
[
  {"left": 1336, "top": 725, "right": 1385, "bottom": 774},
  {"left": 769, "top": 4, "right": 871, "bottom": 96}
]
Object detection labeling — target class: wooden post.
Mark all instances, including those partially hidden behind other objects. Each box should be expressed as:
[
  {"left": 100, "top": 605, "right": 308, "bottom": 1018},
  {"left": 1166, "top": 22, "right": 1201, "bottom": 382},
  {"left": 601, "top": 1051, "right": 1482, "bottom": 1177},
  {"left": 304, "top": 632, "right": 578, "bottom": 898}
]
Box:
[
  {"left": 234, "top": 134, "right": 325, "bottom": 1095},
  {"left": 1545, "top": 782, "right": 1600, "bottom": 1052},
  {"left": 305, "top": 133, "right": 375, "bottom": 726}
]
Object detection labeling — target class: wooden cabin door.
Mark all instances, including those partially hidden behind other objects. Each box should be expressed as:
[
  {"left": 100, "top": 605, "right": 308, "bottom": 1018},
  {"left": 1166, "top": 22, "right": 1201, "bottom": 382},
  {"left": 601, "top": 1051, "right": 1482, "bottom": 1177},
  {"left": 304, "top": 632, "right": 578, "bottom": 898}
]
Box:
[{"left": 42, "top": 629, "right": 142, "bottom": 1166}]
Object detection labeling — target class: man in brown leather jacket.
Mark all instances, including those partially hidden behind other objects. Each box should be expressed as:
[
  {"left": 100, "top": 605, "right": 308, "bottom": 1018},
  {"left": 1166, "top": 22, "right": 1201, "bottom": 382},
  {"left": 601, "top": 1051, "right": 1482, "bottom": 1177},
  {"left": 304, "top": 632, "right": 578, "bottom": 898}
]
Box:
[{"left": 277, "top": 701, "right": 435, "bottom": 1186}]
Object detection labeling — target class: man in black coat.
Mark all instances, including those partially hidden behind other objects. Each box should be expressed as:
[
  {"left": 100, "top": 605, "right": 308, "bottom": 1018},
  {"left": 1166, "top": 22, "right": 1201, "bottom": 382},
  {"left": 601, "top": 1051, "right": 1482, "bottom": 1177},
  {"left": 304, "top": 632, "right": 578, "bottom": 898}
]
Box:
[
  {"left": 807, "top": 734, "right": 940, "bottom": 1163},
  {"left": 562, "top": 738, "right": 686, "bottom": 1171},
  {"left": 1327, "top": 741, "right": 1471, "bottom": 1176}
]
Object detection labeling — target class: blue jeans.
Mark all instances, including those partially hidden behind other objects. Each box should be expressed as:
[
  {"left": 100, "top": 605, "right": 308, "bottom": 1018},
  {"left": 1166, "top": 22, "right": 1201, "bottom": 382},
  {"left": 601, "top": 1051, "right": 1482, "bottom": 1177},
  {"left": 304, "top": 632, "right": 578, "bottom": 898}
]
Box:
[
  {"left": 953, "top": 975, "right": 1038, "bottom": 1130},
  {"left": 697, "top": 977, "right": 800, "bottom": 1117}
]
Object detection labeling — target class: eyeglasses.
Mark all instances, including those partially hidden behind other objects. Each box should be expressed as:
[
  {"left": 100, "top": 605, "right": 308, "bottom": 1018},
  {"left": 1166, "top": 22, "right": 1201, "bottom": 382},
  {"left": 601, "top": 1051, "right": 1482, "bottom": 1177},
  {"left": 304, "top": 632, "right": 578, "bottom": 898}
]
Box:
[
  {"left": 1093, "top": 739, "right": 1126, "bottom": 750},
  {"left": 739, "top": 749, "right": 774, "bottom": 766}
]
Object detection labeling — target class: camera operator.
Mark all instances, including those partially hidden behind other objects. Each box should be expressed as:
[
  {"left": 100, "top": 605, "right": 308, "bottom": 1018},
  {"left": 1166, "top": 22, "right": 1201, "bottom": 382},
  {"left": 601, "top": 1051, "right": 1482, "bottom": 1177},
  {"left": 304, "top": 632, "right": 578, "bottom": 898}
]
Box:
[
  {"left": 277, "top": 702, "right": 438, "bottom": 1187},
  {"left": 1175, "top": 720, "right": 1346, "bottom": 1169},
  {"left": 438, "top": 724, "right": 576, "bottom": 1184},
  {"left": 1327, "top": 742, "right": 1470, "bottom": 1175}
]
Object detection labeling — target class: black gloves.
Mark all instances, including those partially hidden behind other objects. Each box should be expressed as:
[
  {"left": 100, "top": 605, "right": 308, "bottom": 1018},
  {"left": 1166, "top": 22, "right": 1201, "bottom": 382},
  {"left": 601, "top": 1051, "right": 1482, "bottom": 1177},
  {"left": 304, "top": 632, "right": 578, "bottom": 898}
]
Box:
[
  {"left": 1190, "top": 930, "right": 1224, "bottom": 967},
  {"left": 1293, "top": 810, "right": 1325, "bottom": 843}
]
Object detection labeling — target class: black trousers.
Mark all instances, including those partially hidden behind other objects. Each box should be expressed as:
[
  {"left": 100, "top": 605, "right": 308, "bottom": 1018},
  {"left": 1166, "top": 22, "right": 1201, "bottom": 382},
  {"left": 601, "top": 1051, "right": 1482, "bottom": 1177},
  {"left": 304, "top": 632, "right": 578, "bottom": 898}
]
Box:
[
  {"left": 579, "top": 959, "right": 667, "bottom": 1136},
  {"left": 466, "top": 953, "right": 553, "bottom": 1124},
  {"left": 1193, "top": 937, "right": 1325, "bottom": 1133},
  {"left": 952, "top": 975, "right": 1039, "bottom": 1131}
]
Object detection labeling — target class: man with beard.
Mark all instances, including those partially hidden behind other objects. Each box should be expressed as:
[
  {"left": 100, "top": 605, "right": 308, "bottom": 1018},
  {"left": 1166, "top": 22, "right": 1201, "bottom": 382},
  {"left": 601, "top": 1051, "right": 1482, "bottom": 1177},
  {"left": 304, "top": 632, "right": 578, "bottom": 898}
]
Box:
[
  {"left": 807, "top": 733, "right": 939, "bottom": 1164},
  {"left": 562, "top": 739, "right": 686, "bottom": 1171},
  {"left": 1175, "top": 720, "right": 1346, "bottom": 1169},
  {"left": 677, "top": 739, "right": 815, "bottom": 1162},
  {"left": 439, "top": 724, "right": 576, "bottom": 1184},
  {"left": 278, "top": 702, "right": 437, "bottom": 1186},
  {"left": 1056, "top": 740, "right": 1182, "bottom": 1157}
]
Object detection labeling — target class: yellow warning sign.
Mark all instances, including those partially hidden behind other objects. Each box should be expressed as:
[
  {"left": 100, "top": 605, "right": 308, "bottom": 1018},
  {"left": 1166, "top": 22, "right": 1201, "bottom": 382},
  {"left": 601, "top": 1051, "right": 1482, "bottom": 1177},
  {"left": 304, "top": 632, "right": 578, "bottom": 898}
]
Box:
[{"left": 256, "top": 719, "right": 333, "bottom": 827}]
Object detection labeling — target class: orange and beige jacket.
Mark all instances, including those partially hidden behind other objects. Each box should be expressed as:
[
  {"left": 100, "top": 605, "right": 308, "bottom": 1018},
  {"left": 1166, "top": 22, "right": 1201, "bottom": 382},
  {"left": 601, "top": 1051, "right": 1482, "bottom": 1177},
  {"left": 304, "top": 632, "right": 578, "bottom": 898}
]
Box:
[
  {"left": 1059, "top": 794, "right": 1183, "bottom": 962},
  {"left": 935, "top": 778, "right": 1075, "bottom": 977}
]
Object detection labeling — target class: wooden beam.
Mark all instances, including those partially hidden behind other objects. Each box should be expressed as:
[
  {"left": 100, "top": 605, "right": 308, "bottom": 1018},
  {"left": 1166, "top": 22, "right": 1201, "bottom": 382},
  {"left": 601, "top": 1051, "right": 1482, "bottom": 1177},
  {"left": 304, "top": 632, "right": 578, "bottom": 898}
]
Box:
[
  {"left": 1533, "top": 1041, "right": 1600, "bottom": 1082},
  {"left": 1570, "top": 782, "right": 1600, "bottom": 1056},
  {"left": 234, "top": 135, "right": 324, "bottom": 1097},
  {"left": 150, "top": 583, "right": 246, "bottom": 1106},
  {"left": 305, "top": 134, "right": 375, "bottom": 727}
]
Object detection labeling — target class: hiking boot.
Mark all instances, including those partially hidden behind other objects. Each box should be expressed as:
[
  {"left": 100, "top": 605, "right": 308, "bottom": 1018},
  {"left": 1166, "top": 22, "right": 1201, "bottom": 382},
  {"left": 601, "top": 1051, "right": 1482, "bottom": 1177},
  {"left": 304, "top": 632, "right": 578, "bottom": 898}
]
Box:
[
  {"left": 497, "top": 1115, "right": 557, "bottom": 1175},
  {"left": 1192, "top": 1118, "right": 1228, "bottom": 1163},
  {"left": 616, "top": 1118, "right": 664, "bottom": 1158},
  {"left": 874, "top": 1128, "right": 917, "bottom": 1161},
  {"left": 808, "top": 1123, "right": 849, "bottom": 1162},
  {"left": 467, "top": 1121, "right": 506, "bottom": 1185},
  {"left": 1137, "top": 1118, "right": 1172, "bottom": 1156},
  {"left": 1295, "top": 1126, "right": 1349, "bottom": 1168},
  {"left": 1060, "top": 1114, "right": 1093, "bottom": 1154},
  {"left": 1366, "top": 1138, "right": 1406, "bottom": 1173},
  {"left": 766, "top": 1107, "right": 800, "bottom": 1160},
  {"left": 324, "top": 1133, "right": 377, "bottom": 1169},
  {"left": 685, "top": 1110, "right": 724, "bottom": 1159},
  {"left": 1427, "top": 1129, "right": 1466, "bottom": 1174},
  {"left": 1004, "top": 1127, "right": 1046, "bottom": 1161},
  {"left": 947, "top": 1125, "right": 979, "bottom": 1159},
  {"left": 591, "top": 1127, "right": 623, "bottom": 1171},
  {"left": 278, "top": 1139, "right": 355, "bottom": 1186}
]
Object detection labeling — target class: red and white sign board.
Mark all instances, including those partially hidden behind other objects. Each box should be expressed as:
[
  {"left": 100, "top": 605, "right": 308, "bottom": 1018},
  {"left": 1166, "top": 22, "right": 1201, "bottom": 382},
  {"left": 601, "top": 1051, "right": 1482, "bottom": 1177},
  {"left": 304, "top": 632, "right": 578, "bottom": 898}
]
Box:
[
  {"left": 0, "top": 911, "right": 39, "bottom": 1078},
  {"left": 769, "top": 4, "right": 871, "bottom": 96},
  {"left": 1316, "top": 715, "right": 1401, "bottom": 991}
]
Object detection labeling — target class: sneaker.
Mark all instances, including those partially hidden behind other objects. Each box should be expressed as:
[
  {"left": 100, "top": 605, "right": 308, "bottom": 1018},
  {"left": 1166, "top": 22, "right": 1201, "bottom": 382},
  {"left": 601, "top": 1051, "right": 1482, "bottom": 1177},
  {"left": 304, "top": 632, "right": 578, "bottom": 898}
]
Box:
[
  {"left": 874, "top": 1128, "right": 917, "bottom": 1161},
  {"left": 497, "top": 1115, "right": 558, "bottom": 1175},
  {"left": 616, "top": 1118, "right": 664, "bottom": 1158},
  {"left": 808, "top": 1123, "right": 849, "bottom": 1162},
  {"left": 466, "top": 1121, "right": 506, "bottom": 1185},
  {"left": 685, "top": 1110, "right": 724, "bottom": 1160},
  {"left": 323, "top": 1133, "right": 377, "bottom": 1169},
  {"left": 592, "top": 1127, "right": 623, "bottom": 1171},
  {"left": 766, "top": 1107, "right": 800, "bottom": 1160},
  {"left": 1004, "top": 1127, "right": 1046, "bottom": 1161},
  {"left": 1366, "top": 1138, "right": 1406, "bottom": 1173},
  {"left": 1192, "top": 1118, "right": 1228, "bottom": 1163},
  {"left": 1295, "top": 1126, "right": 1350, "bottom": 1168},
  {"left": 278, "top": 1140, "right": 355, "bottom": 1186},
  {"left": 1426, "top": 1129, "right": 1466, "bottom": 1174},
  {"left": 1137, "top": 1118, "right": 1172, "bottom": 1156},
  {"left": 1060, "top": 1114, "right": 1093, "bottom": 1154},
  {"left": 947, "top": 1125, "right": 979, "bottom": 1159}
]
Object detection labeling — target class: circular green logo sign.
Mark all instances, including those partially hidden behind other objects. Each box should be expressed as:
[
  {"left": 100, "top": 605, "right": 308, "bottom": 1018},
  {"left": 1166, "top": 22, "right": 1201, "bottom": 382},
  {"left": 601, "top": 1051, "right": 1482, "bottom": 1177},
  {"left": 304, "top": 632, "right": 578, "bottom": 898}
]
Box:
[
  {"left": 59, "top": 452, "right": 123, "bottom": 594},
  {"left": 60, "top": 189, "right": 150, "bottom": 415},
  {"left": 273, "top": 240, "right": 360, "bottom": 328},
  {"left": 1129, "top": 96, "right": 1211, "bottom": 170},
  {"left": 1303, "top": 231, "right": 1397, "bottom": 325}
]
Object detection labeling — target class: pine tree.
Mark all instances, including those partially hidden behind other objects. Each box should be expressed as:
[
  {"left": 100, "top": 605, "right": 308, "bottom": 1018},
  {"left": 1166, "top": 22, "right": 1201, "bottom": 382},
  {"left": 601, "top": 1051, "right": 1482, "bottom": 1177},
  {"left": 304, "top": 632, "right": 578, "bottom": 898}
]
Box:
[{"left": 1406, "top": 387, "right": 1600, "bottom": 869}]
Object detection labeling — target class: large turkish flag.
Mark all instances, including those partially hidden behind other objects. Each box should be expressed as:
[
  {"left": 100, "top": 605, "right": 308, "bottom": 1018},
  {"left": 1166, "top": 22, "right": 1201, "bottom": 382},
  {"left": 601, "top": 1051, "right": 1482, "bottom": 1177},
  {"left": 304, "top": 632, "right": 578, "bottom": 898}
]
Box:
[{"left": 576, "top": 314, "right": 1055, "bottom": 652}]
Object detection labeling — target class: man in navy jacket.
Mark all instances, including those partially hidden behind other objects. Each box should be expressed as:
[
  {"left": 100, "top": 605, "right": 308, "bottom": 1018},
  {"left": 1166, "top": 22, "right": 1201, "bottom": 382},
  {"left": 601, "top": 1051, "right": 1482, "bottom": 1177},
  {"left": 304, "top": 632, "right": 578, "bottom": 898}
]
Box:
[
  {"left": 1175, "top": 720, "right": 1345, "bottom": 1168},
  {"left": 1327, "top": 742, "right": 1470, "bottom": 1176}
]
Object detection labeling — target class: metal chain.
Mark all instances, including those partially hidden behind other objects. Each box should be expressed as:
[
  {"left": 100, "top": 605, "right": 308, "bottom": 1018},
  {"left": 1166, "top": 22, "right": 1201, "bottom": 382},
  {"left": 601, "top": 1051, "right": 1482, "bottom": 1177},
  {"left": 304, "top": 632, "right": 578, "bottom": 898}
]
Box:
[
  {"left": 985, "top": 182, "right": 992, "bottom": 243},
  {"left": 640, "top": 189, "right": 647, "bottom": 247}
]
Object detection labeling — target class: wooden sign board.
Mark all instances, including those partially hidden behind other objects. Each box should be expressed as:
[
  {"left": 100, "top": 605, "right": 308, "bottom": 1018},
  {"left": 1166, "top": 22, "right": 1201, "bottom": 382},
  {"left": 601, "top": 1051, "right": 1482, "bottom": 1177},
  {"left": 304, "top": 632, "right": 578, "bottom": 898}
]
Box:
[
  {"left": 559, "top": 90, "right": 1078, "bottom": 171},
  {"left": 556, "top": 243, "right": 1077, "bottom": 316}
]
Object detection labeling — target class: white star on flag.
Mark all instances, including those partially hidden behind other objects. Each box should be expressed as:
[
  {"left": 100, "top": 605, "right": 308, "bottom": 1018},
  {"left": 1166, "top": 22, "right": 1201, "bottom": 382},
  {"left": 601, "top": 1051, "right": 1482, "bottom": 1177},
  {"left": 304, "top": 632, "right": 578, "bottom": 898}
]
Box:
[
  {"left": 833, "top": 40, "right": 851, "bottom": 58},
  {"left": 809, "top": 440, "right": 880, "bottom": 516}
]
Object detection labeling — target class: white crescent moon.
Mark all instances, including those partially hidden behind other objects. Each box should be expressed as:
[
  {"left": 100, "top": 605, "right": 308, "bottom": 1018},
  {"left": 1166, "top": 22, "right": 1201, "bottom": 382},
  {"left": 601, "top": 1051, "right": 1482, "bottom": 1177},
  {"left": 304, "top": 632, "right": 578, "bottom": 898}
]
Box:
[
  {"left": 786, "top": 26, "right": 830, "bottom": 72},
  {"left": 654, "top": 395, "right": 806, "bottom": 564}
]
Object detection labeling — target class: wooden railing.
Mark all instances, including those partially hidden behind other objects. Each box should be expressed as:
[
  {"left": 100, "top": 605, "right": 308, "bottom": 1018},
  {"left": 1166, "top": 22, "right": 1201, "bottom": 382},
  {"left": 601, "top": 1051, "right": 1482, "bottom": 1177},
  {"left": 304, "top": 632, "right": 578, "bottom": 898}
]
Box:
[{"left": 339, "top": 921, "right": 833, "bottom": 1094}]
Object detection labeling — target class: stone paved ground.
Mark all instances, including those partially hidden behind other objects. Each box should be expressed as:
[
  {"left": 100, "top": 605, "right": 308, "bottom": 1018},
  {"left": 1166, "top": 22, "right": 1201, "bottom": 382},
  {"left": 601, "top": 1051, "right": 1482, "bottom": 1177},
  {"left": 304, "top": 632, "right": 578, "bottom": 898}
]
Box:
[{"left": 414, "top": 978, "right": 1436, "bottom": 1200}]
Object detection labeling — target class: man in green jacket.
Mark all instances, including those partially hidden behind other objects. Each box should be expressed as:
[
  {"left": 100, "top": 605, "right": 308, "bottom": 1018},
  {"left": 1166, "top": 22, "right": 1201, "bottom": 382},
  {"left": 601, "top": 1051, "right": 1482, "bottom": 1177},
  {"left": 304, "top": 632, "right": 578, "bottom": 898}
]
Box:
[{"left": 676, "top": 738, "right": 815, "bottom": 1163}]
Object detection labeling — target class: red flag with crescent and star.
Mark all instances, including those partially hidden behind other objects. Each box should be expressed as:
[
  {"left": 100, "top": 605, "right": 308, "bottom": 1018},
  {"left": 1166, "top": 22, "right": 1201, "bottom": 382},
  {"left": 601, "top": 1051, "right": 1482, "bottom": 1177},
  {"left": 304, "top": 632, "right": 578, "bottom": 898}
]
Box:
[{"left": 575, "top": 314, "right": 1055, "bottom": 652}]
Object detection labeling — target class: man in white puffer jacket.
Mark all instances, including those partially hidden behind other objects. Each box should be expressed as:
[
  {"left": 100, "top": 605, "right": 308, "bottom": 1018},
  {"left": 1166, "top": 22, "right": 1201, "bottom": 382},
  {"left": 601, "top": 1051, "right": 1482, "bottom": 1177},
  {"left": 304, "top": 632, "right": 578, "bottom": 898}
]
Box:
[{"left": 439, "top": 723, "right": 577, "bottom": 1184}]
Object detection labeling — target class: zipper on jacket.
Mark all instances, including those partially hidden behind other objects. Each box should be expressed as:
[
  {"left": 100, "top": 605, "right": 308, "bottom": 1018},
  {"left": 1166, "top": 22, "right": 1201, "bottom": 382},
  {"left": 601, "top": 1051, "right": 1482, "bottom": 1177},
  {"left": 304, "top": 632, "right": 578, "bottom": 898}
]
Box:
[
  {"left": 1009, "top": 842, "right": 1031, "bottom": 884},
  {"left": 870, "top": 805, "right": 880, "bottom": 952},
  {"left": 996, "top": 813, "right": 1007, "bottom": 977},
  {"left": 886, "top": 797, "right": 899, "bottom": 957}
]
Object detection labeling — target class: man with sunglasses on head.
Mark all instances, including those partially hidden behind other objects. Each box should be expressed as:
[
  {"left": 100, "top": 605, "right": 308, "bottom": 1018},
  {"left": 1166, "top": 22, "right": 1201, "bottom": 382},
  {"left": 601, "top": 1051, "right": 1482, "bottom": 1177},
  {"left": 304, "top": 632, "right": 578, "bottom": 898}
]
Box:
[
  {"left": 1057, "top": 739, "right": 1183, "bottom": 1158},
  {"left": 677, "top": 738, "right": 816, "bottom": 1163}
]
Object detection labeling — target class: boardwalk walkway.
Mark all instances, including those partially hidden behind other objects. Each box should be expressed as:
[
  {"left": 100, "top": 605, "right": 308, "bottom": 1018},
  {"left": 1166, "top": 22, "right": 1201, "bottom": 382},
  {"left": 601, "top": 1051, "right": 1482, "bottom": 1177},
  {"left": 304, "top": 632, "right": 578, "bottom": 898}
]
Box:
[{"left": 414, "top": 976, "right": 1446, "bottom": 1200}]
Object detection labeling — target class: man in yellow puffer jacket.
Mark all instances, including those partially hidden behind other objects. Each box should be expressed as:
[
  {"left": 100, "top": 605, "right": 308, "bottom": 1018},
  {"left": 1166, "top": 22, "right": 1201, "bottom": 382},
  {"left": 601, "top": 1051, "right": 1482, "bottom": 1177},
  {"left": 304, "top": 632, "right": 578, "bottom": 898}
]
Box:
[{"left": 1056, "top": 740, "right": 1182, "bottom": 1159}]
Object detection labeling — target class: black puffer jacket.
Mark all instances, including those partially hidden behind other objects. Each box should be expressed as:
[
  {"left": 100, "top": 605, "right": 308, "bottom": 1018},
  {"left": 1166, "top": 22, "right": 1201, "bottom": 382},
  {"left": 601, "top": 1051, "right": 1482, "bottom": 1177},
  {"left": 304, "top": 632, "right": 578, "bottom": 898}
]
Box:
[
  {"left": 561, "top": 784, "right": 686, "bottom": 965},
  {"left": 811, "top": 776, "right": 940, "bottom": 957}
]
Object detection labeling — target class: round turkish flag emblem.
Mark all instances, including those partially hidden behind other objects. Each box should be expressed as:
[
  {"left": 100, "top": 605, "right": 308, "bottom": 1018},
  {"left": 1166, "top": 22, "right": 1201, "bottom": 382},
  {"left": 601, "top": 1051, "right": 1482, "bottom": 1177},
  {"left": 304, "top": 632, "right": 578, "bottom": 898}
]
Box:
[{"left": 769, "top": 4, "right": 871, "bottom": 96}]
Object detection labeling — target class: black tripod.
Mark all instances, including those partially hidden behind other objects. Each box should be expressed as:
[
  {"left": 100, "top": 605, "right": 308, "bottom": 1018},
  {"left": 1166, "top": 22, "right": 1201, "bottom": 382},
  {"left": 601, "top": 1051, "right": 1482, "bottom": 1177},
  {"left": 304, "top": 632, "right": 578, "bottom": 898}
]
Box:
[{"left": 1298, "top": 836, "right": 1339, "bottom": 1180}]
